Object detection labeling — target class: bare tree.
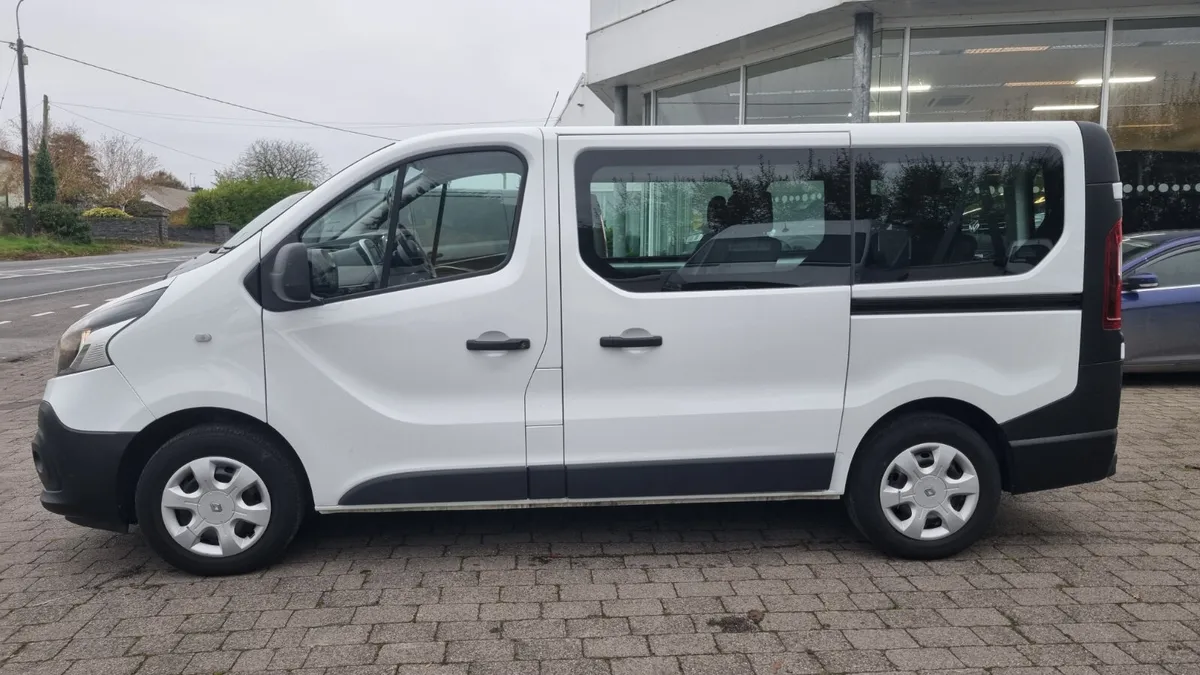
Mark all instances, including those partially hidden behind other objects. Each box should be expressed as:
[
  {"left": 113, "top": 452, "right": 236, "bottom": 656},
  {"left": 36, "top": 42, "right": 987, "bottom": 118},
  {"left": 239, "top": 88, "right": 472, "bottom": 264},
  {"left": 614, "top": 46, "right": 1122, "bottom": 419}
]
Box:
[
  {"left": 219, "top": 139, "right": 327, "bottom": 184},
  {"left": 95, "top": 135, "right": 159, "bottom": 209}
]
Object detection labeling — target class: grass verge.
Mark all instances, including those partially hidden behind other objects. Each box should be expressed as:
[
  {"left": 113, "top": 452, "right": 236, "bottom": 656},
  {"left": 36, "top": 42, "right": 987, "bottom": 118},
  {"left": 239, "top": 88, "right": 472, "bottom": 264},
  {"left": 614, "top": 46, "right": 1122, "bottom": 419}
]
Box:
[{"left": 0, "top": 235, "right": 181, "bottom": 261}]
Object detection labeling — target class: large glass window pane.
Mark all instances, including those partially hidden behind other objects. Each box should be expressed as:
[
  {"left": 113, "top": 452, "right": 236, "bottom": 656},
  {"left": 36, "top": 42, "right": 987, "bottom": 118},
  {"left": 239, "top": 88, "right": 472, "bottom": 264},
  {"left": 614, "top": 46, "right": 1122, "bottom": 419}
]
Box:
[
  {"left": 872, "top": 31, "right": 905, "bottom": 120},
  {"left": 655, "top": 70, "right": 740, "bottom": 125},
  {"left": 574, "top": 147, "right": 854, "bottom": 292},
  {"left": 855, "top": 146, "right": 1065, "bottom": 283},
  {"left": 907, "top": 23, "right": 1105, "bottom": 123},
  {"left": 1109, "top": 18, "right": 1200, "bottom": 234},
  {"left": 744, "top": 32, "right": 903, "bottom": 124}
]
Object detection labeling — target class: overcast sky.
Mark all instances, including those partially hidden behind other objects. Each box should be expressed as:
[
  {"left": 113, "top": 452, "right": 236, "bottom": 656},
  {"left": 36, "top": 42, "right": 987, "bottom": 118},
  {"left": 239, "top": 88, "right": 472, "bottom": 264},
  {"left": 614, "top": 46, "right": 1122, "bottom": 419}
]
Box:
[{"left": 0, "top": 0, "right": 588, "bottom": 186}]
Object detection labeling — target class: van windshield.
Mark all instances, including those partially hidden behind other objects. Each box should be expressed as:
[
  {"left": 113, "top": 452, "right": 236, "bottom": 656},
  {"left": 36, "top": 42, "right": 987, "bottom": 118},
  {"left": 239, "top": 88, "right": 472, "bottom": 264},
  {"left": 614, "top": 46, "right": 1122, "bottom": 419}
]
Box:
[{"left": 220, "top": 191, "right": 311, "bottom": 250}]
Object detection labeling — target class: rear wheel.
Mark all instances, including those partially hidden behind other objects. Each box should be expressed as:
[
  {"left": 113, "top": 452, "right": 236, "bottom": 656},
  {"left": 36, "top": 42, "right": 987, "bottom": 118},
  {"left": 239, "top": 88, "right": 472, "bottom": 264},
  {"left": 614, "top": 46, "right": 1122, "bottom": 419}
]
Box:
[
  {"left": 845, "top": 413, "right": 1001, "bottom": 559},
  {"left": 135, "top": 424, "right": 305, "bottom": 576}
]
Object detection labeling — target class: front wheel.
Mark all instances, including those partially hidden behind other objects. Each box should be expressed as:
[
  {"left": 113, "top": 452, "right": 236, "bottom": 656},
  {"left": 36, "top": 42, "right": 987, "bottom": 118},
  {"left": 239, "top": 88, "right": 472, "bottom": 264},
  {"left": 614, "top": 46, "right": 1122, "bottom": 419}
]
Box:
[
  {"left": 845, "top": 413, "right": 1001, "bottom": 559},
  {"left": 134, "top": 424, "right": 305, "bottom": 576}
]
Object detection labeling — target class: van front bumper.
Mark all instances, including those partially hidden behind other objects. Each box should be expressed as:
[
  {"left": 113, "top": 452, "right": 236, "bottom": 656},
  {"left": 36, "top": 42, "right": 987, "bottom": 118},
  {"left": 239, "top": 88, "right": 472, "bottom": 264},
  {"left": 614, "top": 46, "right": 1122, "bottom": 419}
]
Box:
[{"left": 32, "top": 401, "right": 135, "bottom": 533}]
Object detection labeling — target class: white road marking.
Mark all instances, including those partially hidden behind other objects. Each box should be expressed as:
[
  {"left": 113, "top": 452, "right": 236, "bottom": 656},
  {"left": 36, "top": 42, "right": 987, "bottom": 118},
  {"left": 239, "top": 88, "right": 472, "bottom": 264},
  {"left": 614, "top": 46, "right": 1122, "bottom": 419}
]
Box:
[
  {"left": 31, "top": 311, "right": 54, "bottom": 317},
  {"left": 0, "top": 276, "right": 161, "bottom": 305},
  {"left": 0, "top": 320, "right": 10, "bottom": 326},
  {"left": 70, "top": 304, "right": 90, "bottom": 309},
  {"left": 0, "top": 256, "right": 192, "bottom": 280},
  {"left": 105, "top": 298, "right": 119, "bottom": 301}
]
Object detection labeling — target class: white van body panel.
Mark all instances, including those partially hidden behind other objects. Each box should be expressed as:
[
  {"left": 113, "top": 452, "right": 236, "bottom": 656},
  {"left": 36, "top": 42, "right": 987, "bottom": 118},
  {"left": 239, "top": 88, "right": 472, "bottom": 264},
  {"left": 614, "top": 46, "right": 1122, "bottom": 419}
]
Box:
[
  {"left": 830, "top": 311, "right": 1082, "bottom": 493},
  {"left": 44, "top": 366, "right": 155, "bottom": 433},
  {"left": 106, "top": 238, "right": 267, "bottom": 422},
  {"left": 556, "top": 131, "right": 853, "bottom": 484},
  {"left": 261, "top": 129, "right": 548, "bottom": 507}
]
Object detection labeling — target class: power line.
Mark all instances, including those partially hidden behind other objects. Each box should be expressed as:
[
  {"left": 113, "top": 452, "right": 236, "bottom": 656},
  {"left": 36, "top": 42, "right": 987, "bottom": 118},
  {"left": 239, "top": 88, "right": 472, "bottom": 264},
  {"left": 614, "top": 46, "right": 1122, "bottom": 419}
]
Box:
[
  {"left": 0, "top": 54, "right": 15, "bottom": 113},
  {"left": 52, "top": 104, "right": 223, "bottom": 165},
  {"left": 25, "top": 43, "right": 399, "bottom": 141},
  {"left": 53, "top": 101, "right": 548, "bottom": 129}
]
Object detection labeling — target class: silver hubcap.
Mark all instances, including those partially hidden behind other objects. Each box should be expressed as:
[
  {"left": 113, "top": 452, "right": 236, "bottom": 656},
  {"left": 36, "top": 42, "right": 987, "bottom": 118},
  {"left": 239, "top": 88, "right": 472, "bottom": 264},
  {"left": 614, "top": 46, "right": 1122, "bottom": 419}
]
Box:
[
  {"left": 160, "top": 457, "right": 272, "bottom": 557},
  {"left": 879, "top": 443, "right": 980, "bottom": 541}
]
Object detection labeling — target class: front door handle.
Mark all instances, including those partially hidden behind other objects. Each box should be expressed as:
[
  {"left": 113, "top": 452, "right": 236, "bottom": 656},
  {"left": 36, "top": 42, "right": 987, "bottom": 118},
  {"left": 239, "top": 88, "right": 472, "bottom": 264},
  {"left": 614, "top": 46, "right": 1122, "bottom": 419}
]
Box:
[
  {"left": 466, "top": 337, "right": 531, "bottom": 351},
  {"left": 600, "top": 335, "right": 663, "bottom": 348}
]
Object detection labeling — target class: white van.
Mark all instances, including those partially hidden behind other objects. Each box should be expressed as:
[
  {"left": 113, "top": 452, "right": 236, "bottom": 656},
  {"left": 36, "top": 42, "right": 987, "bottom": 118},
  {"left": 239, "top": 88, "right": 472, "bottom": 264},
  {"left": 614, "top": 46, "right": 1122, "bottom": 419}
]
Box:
[{"left": 32, "top": 122, "right": 1125, "bottom": 575}]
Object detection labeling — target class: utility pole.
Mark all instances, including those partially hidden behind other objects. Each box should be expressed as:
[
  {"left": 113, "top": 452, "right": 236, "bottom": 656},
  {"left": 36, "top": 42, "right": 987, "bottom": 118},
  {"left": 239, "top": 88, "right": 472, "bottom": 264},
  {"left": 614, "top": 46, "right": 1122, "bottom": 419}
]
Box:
[
  {"left": 15, "top": 0, "right": 33, "bottom": 236},
  {"left": 16, "top": 38, "right": 33, "bottom": 236}
]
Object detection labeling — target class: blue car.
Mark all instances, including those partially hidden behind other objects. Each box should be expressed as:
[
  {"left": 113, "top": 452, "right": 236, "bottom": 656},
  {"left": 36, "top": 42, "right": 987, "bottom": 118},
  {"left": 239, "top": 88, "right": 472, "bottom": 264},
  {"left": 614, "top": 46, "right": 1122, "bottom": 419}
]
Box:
[{"left": 1121, "top": 230, "right": 1200, "bottom": 372}]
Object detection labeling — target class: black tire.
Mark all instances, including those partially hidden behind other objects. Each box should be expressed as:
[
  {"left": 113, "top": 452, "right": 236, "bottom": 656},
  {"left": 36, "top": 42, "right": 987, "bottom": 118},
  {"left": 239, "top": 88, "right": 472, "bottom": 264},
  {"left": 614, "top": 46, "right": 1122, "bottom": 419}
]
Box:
[
  {"left": 844, "top": 413, "right": 1001, "bottom": 560},
  {"left": 134, "top": 424, "right": 305, "bottom": 576}
]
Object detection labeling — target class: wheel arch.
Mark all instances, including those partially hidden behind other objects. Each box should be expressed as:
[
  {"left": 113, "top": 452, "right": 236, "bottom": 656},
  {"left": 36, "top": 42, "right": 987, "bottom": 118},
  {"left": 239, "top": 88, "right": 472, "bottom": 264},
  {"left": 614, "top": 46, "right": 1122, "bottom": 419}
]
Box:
[
  {"left": 849, "top": 397, "right": 1014, "bottom": 491},
  {"left": 117, "top": 408, "right": 313, "bottom": 524}
]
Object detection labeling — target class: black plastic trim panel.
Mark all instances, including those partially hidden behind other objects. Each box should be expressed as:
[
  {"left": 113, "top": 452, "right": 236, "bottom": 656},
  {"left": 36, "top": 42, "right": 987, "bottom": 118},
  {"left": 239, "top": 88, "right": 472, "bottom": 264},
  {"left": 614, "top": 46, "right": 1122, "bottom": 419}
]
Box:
[
  {"left": 33, "top": 402, "right": 134, "bottom": 532},
  {"left": 1006, "top": 428, "right": 1117, "bottom": 494},
  {"left": 851, "top": 294, "right": 1081, "bottom": 315},
  {"left": 528, "top": 465, "right": 566, "bottom": 500},
  {"left": 1001, "top": 360, "right": 1123, "bottom": 442},
  {"left": 339, "top": 466, "right": 527, "bottom": 506},
  {"left": 339, "top": 455, "right": 836, "bottom": 506},
  {"left": 566, "top": 454, "right": 836, "bottom": 500}
]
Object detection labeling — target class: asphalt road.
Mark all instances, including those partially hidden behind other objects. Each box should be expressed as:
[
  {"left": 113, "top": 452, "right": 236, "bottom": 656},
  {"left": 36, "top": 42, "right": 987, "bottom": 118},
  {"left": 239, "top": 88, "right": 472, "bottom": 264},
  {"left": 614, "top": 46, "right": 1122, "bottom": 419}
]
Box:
[{"left": 0, "top": 246, "right": 208, "bottom": 361}]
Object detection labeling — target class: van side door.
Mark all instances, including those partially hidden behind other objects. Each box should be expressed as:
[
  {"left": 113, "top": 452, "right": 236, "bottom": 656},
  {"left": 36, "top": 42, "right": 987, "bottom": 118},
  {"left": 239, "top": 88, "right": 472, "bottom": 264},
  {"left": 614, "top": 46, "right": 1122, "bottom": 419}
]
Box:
[
  {"left": 260, "top": 132, "right": 547, "bottom": 509},
  {"left": 557, "top": 132, "right": 853, "bottom": 499}
]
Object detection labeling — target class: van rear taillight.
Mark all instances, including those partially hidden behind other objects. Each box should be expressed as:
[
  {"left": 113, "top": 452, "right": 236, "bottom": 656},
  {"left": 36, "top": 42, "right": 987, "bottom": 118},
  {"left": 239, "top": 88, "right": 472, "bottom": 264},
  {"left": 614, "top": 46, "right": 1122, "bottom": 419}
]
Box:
[{"left": 1102, "top": 217, "right": 1122, "bottom": 331}]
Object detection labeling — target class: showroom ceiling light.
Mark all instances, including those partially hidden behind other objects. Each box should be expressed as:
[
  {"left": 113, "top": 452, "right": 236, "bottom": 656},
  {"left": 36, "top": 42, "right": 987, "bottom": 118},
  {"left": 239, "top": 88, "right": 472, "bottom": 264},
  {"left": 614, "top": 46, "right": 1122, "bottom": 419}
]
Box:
[
  {"left": 868, "top": 111, "right": 902, "bottom": 117},
  {"left": 963, "top": 46, "right": 1049, "bottom": 54},
  {"left": 1031, "top": 104, "right": 1100, "bottom": 111},
  {"left": 871, "top": 84, "right": 933, "bottom": 93},
  {"left": 1005, "top": 81, "right": 1076, "bottom": 87},
  {"left": 1075, "top": 76, "right": 1156, "bottom": 86}
]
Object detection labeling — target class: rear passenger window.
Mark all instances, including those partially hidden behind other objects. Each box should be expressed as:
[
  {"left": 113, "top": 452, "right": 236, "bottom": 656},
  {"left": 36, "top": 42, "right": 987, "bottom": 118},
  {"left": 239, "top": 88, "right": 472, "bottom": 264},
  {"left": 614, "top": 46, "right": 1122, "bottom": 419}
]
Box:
[
  {"left": 575, "top": 148, "right": 853, "bottom": 293},
  {"left": 854, "top": 146, "right": 1064, "bottom": 283}
]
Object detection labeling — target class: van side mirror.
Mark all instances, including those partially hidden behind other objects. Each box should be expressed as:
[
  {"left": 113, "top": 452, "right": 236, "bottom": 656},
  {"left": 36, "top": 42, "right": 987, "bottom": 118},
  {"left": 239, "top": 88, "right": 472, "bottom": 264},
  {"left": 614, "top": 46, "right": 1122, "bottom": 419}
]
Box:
[
  {"left": 1122, "top": 272, "right": 1158, "bottom": 292},
  {"left": 270, "top": 242, "right": 313, "bottom": 304}
]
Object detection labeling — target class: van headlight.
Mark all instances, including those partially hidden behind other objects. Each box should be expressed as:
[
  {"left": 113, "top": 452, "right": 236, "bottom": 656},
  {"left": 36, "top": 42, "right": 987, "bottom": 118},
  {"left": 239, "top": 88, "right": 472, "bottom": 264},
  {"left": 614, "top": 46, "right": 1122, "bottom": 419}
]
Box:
[{"left": 55, "top": 288, "right": 166, "bottom": 376}]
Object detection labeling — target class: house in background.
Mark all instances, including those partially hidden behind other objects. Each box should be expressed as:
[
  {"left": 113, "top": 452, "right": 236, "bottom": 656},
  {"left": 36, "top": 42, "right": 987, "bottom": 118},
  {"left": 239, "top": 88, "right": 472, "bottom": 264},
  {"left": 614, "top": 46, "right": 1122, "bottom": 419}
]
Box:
[
  {"left": 0, "top": 149, "right": 24, "bottom": 207},
  {"left": 135, "top": 185, "right": 193, "bottom": 222}
]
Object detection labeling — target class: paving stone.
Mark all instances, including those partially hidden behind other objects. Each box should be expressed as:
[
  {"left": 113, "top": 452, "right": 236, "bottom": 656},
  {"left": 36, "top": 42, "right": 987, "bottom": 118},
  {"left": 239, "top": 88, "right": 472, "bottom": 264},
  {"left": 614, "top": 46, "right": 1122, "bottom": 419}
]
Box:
[{"left": 1, "top": 356, "right": 1200, "bottom": 675}]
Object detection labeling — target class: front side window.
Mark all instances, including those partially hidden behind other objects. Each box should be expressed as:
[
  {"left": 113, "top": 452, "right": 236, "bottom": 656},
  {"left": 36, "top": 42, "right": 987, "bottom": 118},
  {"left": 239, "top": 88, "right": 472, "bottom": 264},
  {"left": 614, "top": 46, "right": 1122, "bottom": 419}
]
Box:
[
  {"left": 576, "top": 147, "right": 853, "bottom": 293},
  {"left": 1136, "top": 246, "right": 1200, "bottom": 289},
  {"left": 855, "top": 146, "right": 1065, "bottom": 283},
  {"left": 297, "top": 150, "right": 525, "bottom": 299}
]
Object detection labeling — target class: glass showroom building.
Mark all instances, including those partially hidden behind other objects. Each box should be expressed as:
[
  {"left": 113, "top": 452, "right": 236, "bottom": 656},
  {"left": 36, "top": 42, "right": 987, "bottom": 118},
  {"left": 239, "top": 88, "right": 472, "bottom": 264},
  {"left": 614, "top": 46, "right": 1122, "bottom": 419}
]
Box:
[{"left": 569, "top": 0, "right": 1200, "bottom": 234}]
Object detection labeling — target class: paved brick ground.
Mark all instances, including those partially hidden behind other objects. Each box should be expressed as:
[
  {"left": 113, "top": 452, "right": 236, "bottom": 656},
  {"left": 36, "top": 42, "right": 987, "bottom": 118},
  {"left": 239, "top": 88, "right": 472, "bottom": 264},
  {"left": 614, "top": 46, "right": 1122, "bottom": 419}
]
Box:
[{"left": 3, "top": 352, "right": 1200, "bottom": 675}]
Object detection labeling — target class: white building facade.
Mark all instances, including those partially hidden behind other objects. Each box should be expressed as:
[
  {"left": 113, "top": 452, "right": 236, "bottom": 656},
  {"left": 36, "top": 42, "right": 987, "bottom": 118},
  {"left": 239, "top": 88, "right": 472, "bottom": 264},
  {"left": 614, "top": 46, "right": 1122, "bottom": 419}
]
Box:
[{"left": 570, "top": 0, "right": 1200, "bottom": 233}]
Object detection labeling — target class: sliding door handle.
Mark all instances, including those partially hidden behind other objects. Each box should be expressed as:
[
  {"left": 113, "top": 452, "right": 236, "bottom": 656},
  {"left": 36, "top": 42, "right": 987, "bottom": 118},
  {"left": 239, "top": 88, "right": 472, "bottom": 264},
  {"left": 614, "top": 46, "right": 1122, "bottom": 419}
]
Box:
[
  {"left": 466, "top": 337, "right": 531, "bottom": 351},
  {"left": 600, "top": 335, "right": 663, "bottom": 348}
]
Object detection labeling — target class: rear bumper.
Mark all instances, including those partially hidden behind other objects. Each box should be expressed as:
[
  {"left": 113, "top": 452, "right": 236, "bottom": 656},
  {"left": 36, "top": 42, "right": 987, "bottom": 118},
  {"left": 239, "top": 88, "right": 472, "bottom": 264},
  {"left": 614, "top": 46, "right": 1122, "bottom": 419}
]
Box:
[
  {"left": 33, "top": 401, "right": 135, "bottom": 532},
  {"left": 1007, "top": 428, "right": 1117, "bottom": 494}
]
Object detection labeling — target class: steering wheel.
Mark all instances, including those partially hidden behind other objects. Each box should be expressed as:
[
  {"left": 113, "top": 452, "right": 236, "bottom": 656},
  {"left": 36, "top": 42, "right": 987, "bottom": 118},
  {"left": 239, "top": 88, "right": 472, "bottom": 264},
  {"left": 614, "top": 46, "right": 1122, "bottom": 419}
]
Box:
[{"left": 391, "top": 228, "right": 435, "bottom": 279}]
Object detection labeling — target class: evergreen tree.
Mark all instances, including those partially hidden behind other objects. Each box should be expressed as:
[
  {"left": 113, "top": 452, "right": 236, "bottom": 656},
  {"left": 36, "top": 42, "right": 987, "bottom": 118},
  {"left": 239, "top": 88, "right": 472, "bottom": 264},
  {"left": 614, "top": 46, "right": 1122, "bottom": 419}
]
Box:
[{"left": 32, "top": 137, "right": 58, "bottom": 204}]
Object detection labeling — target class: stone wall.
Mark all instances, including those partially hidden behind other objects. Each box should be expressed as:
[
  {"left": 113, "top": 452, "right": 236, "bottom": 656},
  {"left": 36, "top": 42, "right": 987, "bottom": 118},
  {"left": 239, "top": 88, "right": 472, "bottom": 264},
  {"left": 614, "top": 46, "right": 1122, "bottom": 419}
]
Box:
[
  {"left": 168, "top": 224, "right": 230, "bottom": 244},
  {"left": 87, "top": 218, "right": 231, "bottom": 245},
  {"left": 86, "top": 217, "right": 166, "bottom": 243}
]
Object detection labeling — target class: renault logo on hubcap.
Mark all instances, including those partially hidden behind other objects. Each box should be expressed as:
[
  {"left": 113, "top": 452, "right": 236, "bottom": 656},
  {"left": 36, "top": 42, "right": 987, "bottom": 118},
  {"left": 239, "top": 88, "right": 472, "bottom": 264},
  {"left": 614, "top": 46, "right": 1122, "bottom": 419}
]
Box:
[
  {"left": 924, "top": 488, "right": 937, "bottom": 497},
  {"left": 210, "top": 503, "right": 223, "bottom": 513}
]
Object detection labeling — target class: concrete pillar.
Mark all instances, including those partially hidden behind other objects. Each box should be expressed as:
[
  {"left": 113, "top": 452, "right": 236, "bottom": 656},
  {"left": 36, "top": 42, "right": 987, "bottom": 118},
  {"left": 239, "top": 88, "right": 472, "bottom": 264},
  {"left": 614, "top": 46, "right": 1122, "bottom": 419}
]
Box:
[
  {"left": 614, "top": 85, "right": 629, "bottom": 126},
  {"left": 851, "top": 12, "right": 874, "bottom": 123}
]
